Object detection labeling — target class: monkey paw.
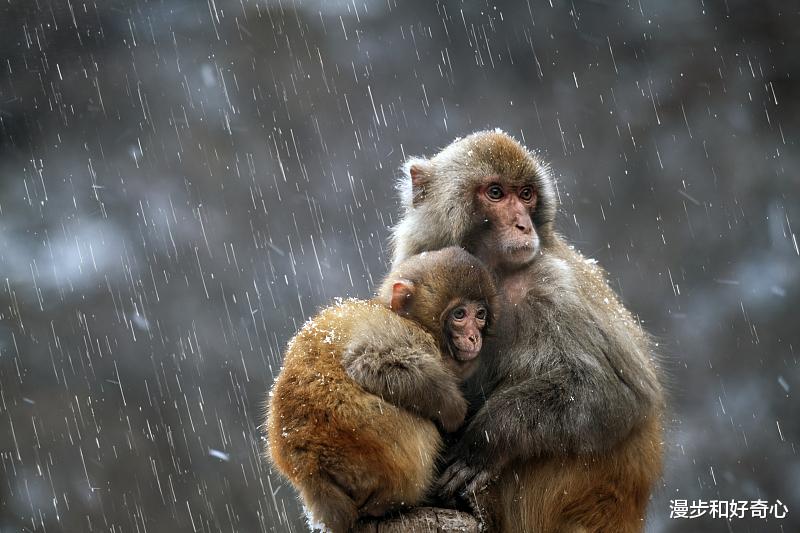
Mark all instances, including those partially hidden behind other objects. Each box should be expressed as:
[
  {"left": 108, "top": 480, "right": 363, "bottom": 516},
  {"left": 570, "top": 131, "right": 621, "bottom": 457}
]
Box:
[{"left": 436, "top": 459, "right": 493, "bottom": 502}]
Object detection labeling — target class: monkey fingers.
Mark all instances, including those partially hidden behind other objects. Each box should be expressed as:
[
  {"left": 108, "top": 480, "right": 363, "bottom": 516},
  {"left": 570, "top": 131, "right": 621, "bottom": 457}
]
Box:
[
  {"left": 461, "top": 468, "right": 493, "bottom": 499},
  {"left": 436, "top": 459, "right": 467, "bottom": 499},
  {"left": 436, "top": 458, "right": 487, "bottom": 501}
]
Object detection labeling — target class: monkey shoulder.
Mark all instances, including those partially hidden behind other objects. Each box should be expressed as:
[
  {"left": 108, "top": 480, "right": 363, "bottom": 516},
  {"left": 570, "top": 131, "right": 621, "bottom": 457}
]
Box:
[
  {"left": 500, "top": 252, "right": 579, "bottom": 310},
  {"left": 495, "top": 244, "right": 658, "bottom": 384},
  {"left": 292, "top": 298, "right": 377, "bottom": 349},
  {"left": 548, "top": 244, "right": 663, "bottom": 400},
  {"left": 280, "top": 297, "right": 437, "bottom": 397},
  {"left": 534, "top": 243, "right": 645, "bottom": 334},
  {"left": 275, "top": 300, "right": 374, "bottom": 401},
  {"left": 551, "top": 244, "right": 631, "bottom": 307}
]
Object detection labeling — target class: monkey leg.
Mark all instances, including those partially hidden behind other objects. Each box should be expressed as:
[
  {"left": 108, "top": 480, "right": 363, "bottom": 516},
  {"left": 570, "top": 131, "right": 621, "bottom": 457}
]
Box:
[
  {"left": 305, "top": 455, "right": 432, "bottom": 530},
  {"left": 359, "top": 491, "right": 407, "bottom": 519},
  {"left": 307, "top": 421, "right": 441, "bottom": 530},
  {"left": 492, "top": 462, "right": 646, "bottom": 533},
  {"left": 491, "top": 417, "right": 662, "bottom": 533},
  {"left": 299, "top": 473, "right": 359, "bottom": 533}
]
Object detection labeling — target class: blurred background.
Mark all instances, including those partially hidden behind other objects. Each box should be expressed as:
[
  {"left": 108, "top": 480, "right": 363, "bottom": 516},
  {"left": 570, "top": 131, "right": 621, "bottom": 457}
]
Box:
[{"left": 0, "top": 0, "right": 797, "bottom": 531}]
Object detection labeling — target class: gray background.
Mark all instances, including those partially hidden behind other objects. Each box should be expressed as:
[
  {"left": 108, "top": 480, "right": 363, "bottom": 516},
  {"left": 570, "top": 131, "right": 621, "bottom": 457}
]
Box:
[{"left": 0, "top": 0, "right": 797, "bottom": 531}]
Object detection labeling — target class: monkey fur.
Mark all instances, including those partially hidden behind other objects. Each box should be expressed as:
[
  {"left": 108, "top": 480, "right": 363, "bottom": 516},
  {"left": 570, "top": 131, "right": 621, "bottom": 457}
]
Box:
[
  {"left": 391, "top": 130, "right": 664, "bottom": 532},
  {"left": 265, "top": 247, "right": 497, "bottom": 533}
]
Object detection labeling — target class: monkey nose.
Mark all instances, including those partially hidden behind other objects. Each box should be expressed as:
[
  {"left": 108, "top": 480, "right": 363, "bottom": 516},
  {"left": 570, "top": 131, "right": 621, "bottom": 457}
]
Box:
[{"left": 514, "top": 214, "right": 533, "bottom": 234}]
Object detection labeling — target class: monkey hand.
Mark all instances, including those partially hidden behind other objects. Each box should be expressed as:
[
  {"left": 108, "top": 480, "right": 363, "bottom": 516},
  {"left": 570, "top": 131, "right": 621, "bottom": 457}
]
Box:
[
  {"left": 436, "top": 411, "right": 512, "bottom": 504},
  {"left": 436, "top": 457, "right": 494, "bottom": 503},
  {"left": 437, "top": 394, "right": 468, "bottom": 433}
]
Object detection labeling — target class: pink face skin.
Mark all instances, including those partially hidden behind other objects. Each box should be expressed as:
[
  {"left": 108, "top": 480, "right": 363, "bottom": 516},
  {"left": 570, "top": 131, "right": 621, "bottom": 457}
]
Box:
[
  {"left": 448, "top": 301, "right": 488, "bottom": 361},
  {"left": 473, "top": 180, "right": 539, "bottom": 271}
]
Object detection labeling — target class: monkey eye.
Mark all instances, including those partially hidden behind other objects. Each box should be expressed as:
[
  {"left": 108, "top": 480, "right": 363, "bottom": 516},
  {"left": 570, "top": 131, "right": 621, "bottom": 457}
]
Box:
[
  {"left": 519, "top": 187, "right": 535, "bottom": 202},
  {"left": 476, "top": 308, "right": 487, "bottom": 321},
  {"left": 486, "top": 184, "right": 504, "bottom": 201},
  {"left": 451, "top": 307, "right": 467, "bottom": 320}
]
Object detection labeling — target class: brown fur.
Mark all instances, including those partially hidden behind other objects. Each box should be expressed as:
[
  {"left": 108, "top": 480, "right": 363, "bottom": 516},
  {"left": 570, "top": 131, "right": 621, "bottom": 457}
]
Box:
[
  {"left": 391, "top": 130, "right": 664, "bottom": 532},
  {"left": 267, "top": 300, "right": 443, "bottom": 531},
  {"left": 265, "top": 248, "right": 497, "bottom": 532},
  {"left": 489, "top": 416, "right": 662, "bottom": 533}
]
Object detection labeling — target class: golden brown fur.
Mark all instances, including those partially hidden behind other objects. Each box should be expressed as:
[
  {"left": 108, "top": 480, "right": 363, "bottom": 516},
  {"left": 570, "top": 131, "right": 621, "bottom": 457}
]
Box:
[{"left": 267, "top": 300, "right": 443, "bottom": 530}]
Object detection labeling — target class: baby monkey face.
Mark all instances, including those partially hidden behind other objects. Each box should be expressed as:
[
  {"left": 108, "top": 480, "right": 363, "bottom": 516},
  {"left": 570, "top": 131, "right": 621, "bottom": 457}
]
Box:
[{"left": 444, "top": 300, "right": 488, "bottom": 362}]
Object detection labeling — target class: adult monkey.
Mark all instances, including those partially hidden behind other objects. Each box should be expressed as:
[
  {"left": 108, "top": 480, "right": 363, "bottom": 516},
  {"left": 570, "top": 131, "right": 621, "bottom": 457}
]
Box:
[{"left": 390, "top": 130, "right": 664, "bottom": 532}]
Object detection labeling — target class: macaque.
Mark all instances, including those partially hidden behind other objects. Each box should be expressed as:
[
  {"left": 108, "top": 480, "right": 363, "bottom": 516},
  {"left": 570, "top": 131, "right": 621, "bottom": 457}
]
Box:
[
  {"left": 391, "top": 130, "right": 664, "bottom": 532},
  {"left": 265, "top": 247, "right": 497, "bottom": 533}
]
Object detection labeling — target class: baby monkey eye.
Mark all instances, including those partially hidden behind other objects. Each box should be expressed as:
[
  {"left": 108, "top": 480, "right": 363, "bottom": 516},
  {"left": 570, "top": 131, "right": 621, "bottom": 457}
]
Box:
[
  {"left": 451, "top": 307, "right": 467, "bottom": 320},
  {"left": 519, "top": 187, "right": 534, "bottom": 202},
  {"left": 486, "top": 184, "right": 504, "bottom": 201},
  {"left": 476, "top": 308, "right": 488, "bottom": 321}
]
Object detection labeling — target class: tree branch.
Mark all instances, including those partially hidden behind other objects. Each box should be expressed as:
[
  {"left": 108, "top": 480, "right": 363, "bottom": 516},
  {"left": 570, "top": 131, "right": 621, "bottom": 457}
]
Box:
[{"left": 353, "top": 507, "right": 479, "bottom": 532}]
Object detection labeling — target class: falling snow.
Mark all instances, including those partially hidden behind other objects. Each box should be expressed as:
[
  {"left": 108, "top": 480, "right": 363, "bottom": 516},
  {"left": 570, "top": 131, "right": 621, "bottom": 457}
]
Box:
[{"left": 0, "top": 1, "right": 798, "bottom": 532}]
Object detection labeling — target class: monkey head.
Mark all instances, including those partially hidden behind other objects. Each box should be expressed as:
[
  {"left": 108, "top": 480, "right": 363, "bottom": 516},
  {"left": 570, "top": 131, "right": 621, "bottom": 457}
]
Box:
[
  {"left": 390, "top": 129, "right": 557, "bottom": 272},
  {"left": 377, "top": 247, "right": 497, "bottom": 378}
]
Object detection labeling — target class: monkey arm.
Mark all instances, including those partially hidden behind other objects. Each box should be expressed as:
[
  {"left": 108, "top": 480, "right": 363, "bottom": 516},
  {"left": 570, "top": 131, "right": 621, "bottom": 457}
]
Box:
[
  {"left": 342, "top": 339, "right": 468, "bottom": 433},
  {"left": 462, "top": 265, "right": 661, "bottom": 458},
  {"left": 438, "top": 347, "right": 656, "bottom": 498}
]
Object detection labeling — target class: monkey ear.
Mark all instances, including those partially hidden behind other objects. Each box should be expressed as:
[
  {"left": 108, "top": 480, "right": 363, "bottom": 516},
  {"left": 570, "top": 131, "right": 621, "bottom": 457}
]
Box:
[
  {"left": 389, "top": 280, "right": 415, "bottom": 314},
  {"left": 408, "top": 161, "right": 430, "bottom": 188},
  {"left": 405, "top": 158, "right": 433, "bottom": 206}
]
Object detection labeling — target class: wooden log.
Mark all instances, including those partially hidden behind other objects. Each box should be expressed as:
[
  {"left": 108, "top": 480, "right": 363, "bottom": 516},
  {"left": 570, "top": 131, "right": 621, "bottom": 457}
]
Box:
[{"left": 353, "top": 507, "right": 479, "bottom": 532}]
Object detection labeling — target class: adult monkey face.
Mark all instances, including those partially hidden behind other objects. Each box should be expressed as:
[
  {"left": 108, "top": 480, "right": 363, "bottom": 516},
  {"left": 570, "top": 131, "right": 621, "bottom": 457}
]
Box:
[
  {"left": 472, "top": 179, "right": 539, "bottom": 270},
  {"left": 393, "top": 128, "right": 558, "bottom": 269}
]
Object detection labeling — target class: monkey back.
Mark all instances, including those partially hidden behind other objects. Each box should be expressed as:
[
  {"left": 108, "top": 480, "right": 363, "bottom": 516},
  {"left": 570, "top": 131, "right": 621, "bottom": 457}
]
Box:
[{"left": 264, "top": 299, "right": 442, "bottom": 528}]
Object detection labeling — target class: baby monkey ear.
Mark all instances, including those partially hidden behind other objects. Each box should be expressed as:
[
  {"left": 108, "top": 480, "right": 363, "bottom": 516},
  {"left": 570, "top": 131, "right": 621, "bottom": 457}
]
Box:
[
  {"left": 404, "top": 158, "right": 433, "bottom": 206},
  {"left": 389, "top": 279, "right": 415, "bottom": 314}
]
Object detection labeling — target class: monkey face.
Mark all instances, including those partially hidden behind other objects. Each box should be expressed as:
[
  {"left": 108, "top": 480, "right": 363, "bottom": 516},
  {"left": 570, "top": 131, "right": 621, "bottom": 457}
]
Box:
[
  {"left": 443, "top": 299, "right": 488, "bottom": 363},
  {"left": 391, "top": 131, "right": 557, "bottom": 267},
  {"left": 470, "top": 179, "right": 540, "bottom": 270}
]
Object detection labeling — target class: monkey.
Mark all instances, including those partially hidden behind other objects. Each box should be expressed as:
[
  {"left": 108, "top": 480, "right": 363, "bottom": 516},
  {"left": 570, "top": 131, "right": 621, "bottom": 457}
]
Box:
[
  {"left": 265, "top": 247, "right": 498, "bottom": 533},
  {"left": 390, "top": 130, "right": 664, "bottom": 532}
]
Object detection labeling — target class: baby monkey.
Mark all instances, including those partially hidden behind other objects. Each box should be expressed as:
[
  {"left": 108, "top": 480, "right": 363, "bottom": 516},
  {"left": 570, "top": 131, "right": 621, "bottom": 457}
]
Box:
[{"left": 265, "top": 247, "right": 496, "bottom": 532}]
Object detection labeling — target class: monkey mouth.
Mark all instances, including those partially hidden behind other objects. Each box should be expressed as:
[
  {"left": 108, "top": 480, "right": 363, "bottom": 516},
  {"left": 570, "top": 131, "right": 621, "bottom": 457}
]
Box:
[
  {"left": 453, "top": 347, "right": 481, "bottom": 362},
  {"left": 502, "top": 237, "right": 539, "bottom": 262},
  {"left": 503, "top": 243, "right": 536, "bottom": 260},
  {"left": 451, "top": 337, "right": 482, "bottom": 361}
]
